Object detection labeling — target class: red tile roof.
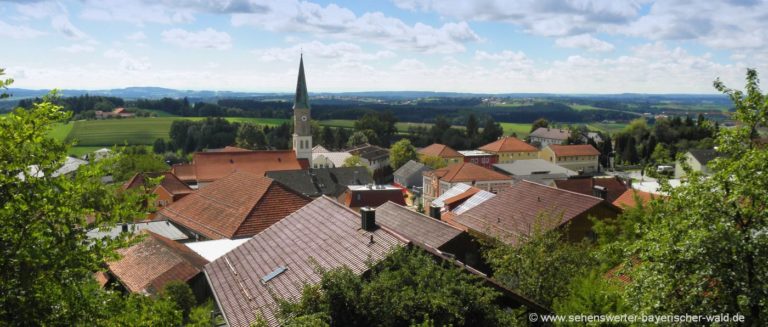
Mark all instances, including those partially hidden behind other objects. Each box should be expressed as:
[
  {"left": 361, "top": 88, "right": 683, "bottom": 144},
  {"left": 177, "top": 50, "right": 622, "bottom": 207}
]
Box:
[
  {"left": 429, "top": 162, "right": 512, "bottom": 183},
  {"left": 479, "top": 136, "right": 538, "bottom": 153},
  {"left": 204, "top": 196, "right": 408, "bottom": 327},
  {"left": 554, "top": 176, "right": 629, "bottom": 203},
  {"left": 123, "top": 172, "right": 193, "bottom": 196},
  {"left": 454, "top": 181, "right": 614, "bottom": 245},
  {"left": 171, "top": 163, "right": 196, "bottom": 182},
  {"left": 157, "top": 171, "right": 311, "bottom": 239},
  {"left": 548, "top": 144, "right": 600, "bottom": 157},
  {"left": 108, "top": 231, "right": 208, "bottom": 294},
  {"left": 418, "top": 143, "right": 463, "bottom": 158},
  {"left": 612, "top": 189, "right": 656, "bottom": 208},
  {"left": 344, "top": 188, "right": 406, "bottom": 208},
  {"left": 191, "top": 150, "right": 302, "bottom": 183}
]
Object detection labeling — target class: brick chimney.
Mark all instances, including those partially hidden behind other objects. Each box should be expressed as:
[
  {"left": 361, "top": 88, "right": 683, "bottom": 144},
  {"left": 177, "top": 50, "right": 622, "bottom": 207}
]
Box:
[{"left": 361, "top": 207, "right": 377, "bottom": 231}]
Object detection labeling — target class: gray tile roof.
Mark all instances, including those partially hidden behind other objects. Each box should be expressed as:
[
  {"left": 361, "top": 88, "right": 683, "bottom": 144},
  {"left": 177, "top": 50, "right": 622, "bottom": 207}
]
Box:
[
  {"left": 688, "top": 149, "right": 719, "bottom": 165},
  {"left": 204, "top": 196, "right": 407, "bottom": 327},
  {"left": 376, "top": 201, "right": 462, "bottom": 249},
  {"left": 266, "top": 167, "right": 373, "bottom": 197},
  {"left": 346, "top": 143, "right": 390, "bottom": 161},
  {"left": 529, "top": 127, "right": 570, "bottom": 140},
  {"left": 393, "top": 160, "right": 429, "bottom": 179},
  {"left": 493, "top": 159, "right": 578, "bottom": 176}
]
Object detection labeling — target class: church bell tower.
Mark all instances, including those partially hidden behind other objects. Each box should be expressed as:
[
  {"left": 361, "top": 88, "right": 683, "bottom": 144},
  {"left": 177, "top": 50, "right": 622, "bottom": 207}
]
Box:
[{"left": 292, "top": 54, "right": 312, "bottom": 161}]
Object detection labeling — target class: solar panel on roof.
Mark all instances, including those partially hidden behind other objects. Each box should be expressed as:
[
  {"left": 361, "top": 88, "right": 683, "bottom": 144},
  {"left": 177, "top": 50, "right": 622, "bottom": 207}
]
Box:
[{"left": 261, "top": 266, "right": 287, "bottom": 284}]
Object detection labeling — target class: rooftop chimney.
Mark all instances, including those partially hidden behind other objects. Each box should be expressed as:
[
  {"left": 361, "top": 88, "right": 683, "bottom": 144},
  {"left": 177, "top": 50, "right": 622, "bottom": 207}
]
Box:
[
  {"left": 428, "top": 204, "right": 441, "bottom": 220},
  {"left": 361, "top": 207, "right": 377, "bottom": 231},
  {"left": 592, "top": 185, "right": 608, "bottom": 200}
]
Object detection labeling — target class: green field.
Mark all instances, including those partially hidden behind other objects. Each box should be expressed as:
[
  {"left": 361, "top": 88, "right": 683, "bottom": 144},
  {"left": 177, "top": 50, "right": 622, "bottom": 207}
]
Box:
[{"left": 499, "top": 123, "right": 532, "bottom": 137}]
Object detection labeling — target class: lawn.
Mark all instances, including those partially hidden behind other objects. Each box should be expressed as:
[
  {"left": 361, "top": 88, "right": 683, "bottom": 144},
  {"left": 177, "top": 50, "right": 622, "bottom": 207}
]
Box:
[
  {"left": 499, "top": 122, "right": 531, "bottom": 137},
  {"left": 64, "top": 117, "right": 290, "bottom": 147},
  {"left": 48, "top": 122, "right": 74, "bottom": 141}
]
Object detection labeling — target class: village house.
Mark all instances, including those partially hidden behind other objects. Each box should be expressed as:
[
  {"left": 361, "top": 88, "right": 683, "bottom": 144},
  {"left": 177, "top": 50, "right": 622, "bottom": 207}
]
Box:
[
  {"left": 554, "top": 176, "right": 630, "bottom": 203},
  {"left": 95, "top": 107, "right": 135, "bottom": 119},
  {"left": 450, "top": 180, "right": 621, "bottom": 245},
  {"left": 492, "top": 159, "right": 576, "bottom": 186},
  {"left": 341, "top": 184, "right": 406, "bottom": 211},
  {"left": 528, "top": 127, "right": 569, "bottom": 148},
  {"left": 422, "top": 162, "right": 513, "bottom": 208},
  {"left": 104, "top": 231, "right": 209, "bottom": 299},
  {"left": 674, "top": 148, "right": 720, "bottom": 178},
  {"left": 478, "top": 136, "right": 538, "bottom": 163},
  {"left": 156, "top": 171, "right": 311, "bottom": 240},
  {"left": 266, "top": 167, "right": 372, "bottom": 198},
  {"left": 612, "top": 189, "right": 657, "bottom": 209},
  {"left": 539, "top": 144, "right": 601, "bottom": 173},
  {"left": 346, "top": 143, "right": 391, "bottom": 171},
  {"left": 311, "top": 145, "right": 351, "bottom": 168},
  {"left": 171, "top": 150, "right": 303, "bottom": 188},
  {"left": 458, "top": 150, "right": 498, "bottom": 169},
  {"left": 418, "top": 143, "right": 464, "bottom": 165},
  {"left": 203, "top": 196, "right": 544, "bottom": 326},
  {"left": 427, "top": 183, "right": 496, "bottom": 228},
  {"left": 393, "top": 160, "right": 430, "bottom": 188},
  {"left": 122, "top": 172, "right": 193, "bottom": 210}
]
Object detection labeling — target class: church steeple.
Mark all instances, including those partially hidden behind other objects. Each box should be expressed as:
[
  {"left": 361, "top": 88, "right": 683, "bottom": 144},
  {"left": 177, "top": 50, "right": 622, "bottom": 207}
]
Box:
[
  {"left": 292, "top": 55, "right": 312, "bottom": 162},
  {"left": 293, "top": 54, "right": 310, "bottom": 110}
]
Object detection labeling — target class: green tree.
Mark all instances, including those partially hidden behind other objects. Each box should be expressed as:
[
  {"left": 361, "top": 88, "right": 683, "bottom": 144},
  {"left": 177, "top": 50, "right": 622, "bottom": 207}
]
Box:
[
  {"left": 0, "top": 68, "right": 13, "bottom": 99},
  {"left": 0, "top": 90, "right": 172, "bottom": 324},
  {"left": 354, "top": 111, "right": 397, "bottom": 147},
  {"left": 112, "top": 151, "right": 169, "bottom": 182},
  {"left": 236, "top": 123, "right": 266, "bottom": 150},
  {"left": 278, "top": 248, "right": 518, "bottom": 327},
  {"left": 650, "top": 143, "right": 670, "bottom": 163},
  {"left": 389, "top": 139, "right": 418, "bottom": 170},
  {"left": 553, "top": 271, "right": 627, "bottom": 320},
  {"left": 480, "top": 118, "right": 503, "bottom": 145},
  {"left": 625, "top": 69, "right": 768, "bottom": 325},
  {"left": 346, "top": 131, "right": 369, "bottom": 148},
  {"left": 466, "top": 114, "right": 479, "bottom": 138},
  {"left": 162, "top": 281, "right": 196, "bottom": 323},
  {"left": 342, "top": 155, "right": 365, "bottom": 168},
  {"left": 420, "top": 155, "right": 447, "bottom": 169},
  {"left": 530, "top": 118, "right": 549, "bottom": 133},
  {"left": 483, "top": 215, "right": 595, "bottom": 307},
  {"left": 152, "top": 138, "right": 166, "bottom": 154},
  {"left": 321, "top": 125, "right": 335, "bottom": 149}
]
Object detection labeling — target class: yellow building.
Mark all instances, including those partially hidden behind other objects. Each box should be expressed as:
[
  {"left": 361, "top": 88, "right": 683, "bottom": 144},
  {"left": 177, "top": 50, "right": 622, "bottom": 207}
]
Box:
[{"left": 478, "top": 136, "right": 538, "bottom": 164}]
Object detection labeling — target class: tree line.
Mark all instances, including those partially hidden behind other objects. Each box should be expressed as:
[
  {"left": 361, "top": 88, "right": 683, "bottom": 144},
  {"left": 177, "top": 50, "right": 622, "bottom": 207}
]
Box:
[{"left": 613, "top": 114, "right": 716, "bottom": 165}]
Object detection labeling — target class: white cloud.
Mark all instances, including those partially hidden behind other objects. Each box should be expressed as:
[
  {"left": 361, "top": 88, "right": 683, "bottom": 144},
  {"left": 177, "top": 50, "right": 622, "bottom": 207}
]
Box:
[
  {"left": 392, "top": 0, "right": 647, "bottom": 37},
  {"left": 0, "top": 19, "right": 46, "bottom": 39},
  {"left": 254, "top": 41, "right": 396, "bottom": 62},
  {"left": 161, "top": 28, "right": 232, "bottom": 50},
  {"left": 14, "top": 1, "right": 93, "bottom": 41},
  {"left": 231, "top": 1, "right": 479, "bottom": 53},
  {"left": 57, "top": 44, "right": 96, "bottom": 53},
  {"left": 555, "top": 34, "right": 614, "bottom": 52},
  {"left": 126, "top": 31, "right": 146, "bottom": 41},
  {"left": 103, "top": 49, "right": 152, "bottom": 71}
]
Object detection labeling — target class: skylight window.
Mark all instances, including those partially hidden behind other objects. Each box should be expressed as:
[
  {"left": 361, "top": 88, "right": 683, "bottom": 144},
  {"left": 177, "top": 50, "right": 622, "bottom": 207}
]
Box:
[{"left": 261, "top": 266, "right": 287, "bottom": 284}]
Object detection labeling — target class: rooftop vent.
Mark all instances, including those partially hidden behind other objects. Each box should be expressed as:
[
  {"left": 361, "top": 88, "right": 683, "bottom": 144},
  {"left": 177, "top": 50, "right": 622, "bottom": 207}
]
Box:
[
  {"left": 428, "top": 204, "right": 441, "bottom": 220},
  {"left": 261, "top": 266, "right": 287, "bottom": 284}
]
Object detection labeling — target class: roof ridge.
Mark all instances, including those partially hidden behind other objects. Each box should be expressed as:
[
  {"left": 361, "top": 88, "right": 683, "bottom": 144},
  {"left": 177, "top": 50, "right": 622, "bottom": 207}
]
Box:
[
  {"left": 381, "top": 201, "right": 462, "bottom": 231},
  {"left": 520, "top": 179, "right": 604, "bottom": 201}
]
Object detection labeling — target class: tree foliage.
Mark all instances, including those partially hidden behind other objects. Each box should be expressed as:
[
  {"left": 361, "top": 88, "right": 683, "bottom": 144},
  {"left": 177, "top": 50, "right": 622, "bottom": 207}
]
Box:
[
  {"left": 483, "top": 215, "right": 596, "bottom": 308},
  {"left": 389, "top": 139, "right": 418, "bottom": 170},
  {"left": 621, "top": 69, "right": 768, "bottom": 325},
  {"left": 420, "top": 155, "right": 447, "bottom": 170},
  {"left": 0, "top": 89, "right": 176, "bottom": 324},
  {"left": 278, "top": 247, "right": 519, "bottom": 327}
]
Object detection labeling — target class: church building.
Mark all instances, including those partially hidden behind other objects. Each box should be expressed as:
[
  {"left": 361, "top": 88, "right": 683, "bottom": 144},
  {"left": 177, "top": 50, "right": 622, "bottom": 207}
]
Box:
[{"left": 292, "top": 55, "right": 313, "bottom": 163}]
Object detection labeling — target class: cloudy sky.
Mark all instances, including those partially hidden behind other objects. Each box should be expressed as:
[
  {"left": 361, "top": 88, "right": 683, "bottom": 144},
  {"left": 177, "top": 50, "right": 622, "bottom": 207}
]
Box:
[{"left": 2, "top": 0, "right": 767, "bottom": 93}]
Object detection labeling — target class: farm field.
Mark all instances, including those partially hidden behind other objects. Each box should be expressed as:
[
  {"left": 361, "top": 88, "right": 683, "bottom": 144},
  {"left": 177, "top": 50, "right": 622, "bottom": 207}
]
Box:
[{"left": 499, "top": 123, "right": 532, "bottom": 137}]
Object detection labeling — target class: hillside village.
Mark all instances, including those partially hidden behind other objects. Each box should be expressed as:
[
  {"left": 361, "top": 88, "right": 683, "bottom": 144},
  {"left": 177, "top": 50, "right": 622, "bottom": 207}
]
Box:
[{"left": 7, "top": 57, "right": 738, "bottom": 326}]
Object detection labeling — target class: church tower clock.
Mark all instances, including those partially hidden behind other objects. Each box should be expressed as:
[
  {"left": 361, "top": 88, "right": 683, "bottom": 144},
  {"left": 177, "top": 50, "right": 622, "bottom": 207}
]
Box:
[{"left": 292, "top": 55, "right": 312, "bottom": 161}]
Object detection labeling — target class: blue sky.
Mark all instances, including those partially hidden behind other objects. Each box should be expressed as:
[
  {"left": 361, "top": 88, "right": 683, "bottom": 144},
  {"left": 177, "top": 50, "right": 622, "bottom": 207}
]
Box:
[{"left": 2, "top": 0, "right": 767, "bottom": 93}]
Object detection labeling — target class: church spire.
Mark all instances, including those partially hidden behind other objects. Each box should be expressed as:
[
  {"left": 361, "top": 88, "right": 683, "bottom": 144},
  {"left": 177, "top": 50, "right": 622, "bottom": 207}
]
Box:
[{"left": 293, "top": 54, "right": 310, "bottom": 110}]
